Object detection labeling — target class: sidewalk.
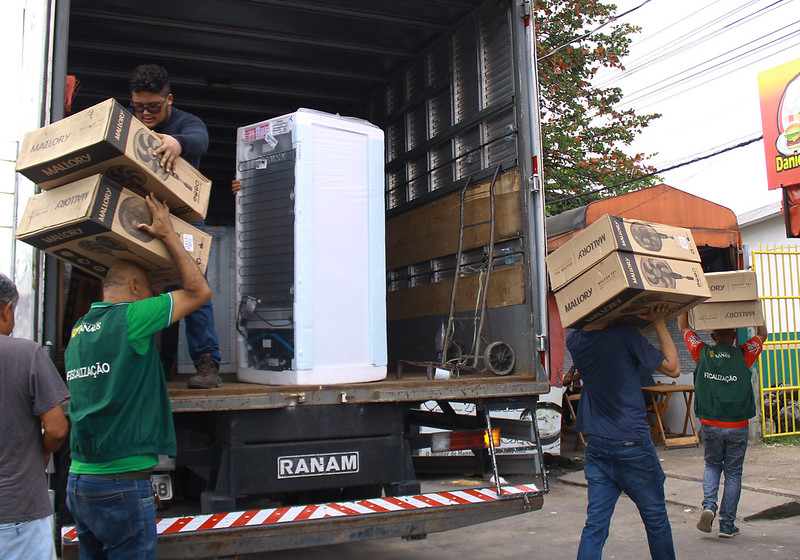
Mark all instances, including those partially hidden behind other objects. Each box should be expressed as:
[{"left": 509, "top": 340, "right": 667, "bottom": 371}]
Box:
[{"left": 558, "top": 439, "right": 800, "bottom": 521}]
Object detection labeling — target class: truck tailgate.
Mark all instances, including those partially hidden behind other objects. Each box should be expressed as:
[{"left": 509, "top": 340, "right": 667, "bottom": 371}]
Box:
[
  {"left": 167, "top": 373, "right": 550, "bottom": 412},
  {"left": 62, "top": 483, "right": 543, "bottom": 559}
]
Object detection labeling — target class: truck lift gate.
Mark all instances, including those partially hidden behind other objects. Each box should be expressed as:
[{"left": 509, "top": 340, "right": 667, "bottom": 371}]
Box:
[{"left": 62, "top": 484, "right": 542, "bottom": 559}]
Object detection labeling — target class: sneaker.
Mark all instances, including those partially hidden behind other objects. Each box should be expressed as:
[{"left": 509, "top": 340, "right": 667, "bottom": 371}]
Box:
[
  {"left": 719, "top": 524, "right": 740, "bottom": 538},
  {"left": 697, "top": 509, "right": 715, "bottom": 533},
  {"left": 186, "top": 354, "right": 222, "bottom": 389}
]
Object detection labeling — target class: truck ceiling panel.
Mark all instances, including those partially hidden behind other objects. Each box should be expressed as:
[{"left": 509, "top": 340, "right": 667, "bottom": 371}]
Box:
[{"left": 66, "top": 0, "right": 487, "bottom": 225}]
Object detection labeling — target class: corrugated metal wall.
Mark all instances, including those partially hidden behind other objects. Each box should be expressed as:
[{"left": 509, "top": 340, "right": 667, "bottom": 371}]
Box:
[{"left": 373, "top": 0, "right": 516, "bottom": 213}]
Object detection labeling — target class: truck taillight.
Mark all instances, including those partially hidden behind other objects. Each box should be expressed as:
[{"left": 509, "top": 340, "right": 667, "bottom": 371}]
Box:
[{"left": 431, "top": 429, "right": 501, "bottom": 452}]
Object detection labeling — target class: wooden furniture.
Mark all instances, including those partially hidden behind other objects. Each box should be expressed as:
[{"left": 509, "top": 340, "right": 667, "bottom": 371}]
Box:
[
  {"left": 642, "top": 383, "right": 700, "bottom": 449},
  {"left": 564, "top": 391, "right": 587, "bottom": 449},
  {"left": 562, "top": 366, "right": 586, "bottom": 450}
]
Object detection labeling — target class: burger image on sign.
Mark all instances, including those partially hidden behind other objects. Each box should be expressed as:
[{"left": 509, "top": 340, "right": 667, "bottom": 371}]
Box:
[
  {"left": 785, "top": 121, "right": 800, "bottom": 150},
  {"left": 776, "top": 72, "right": 800, "bottom": 155}
]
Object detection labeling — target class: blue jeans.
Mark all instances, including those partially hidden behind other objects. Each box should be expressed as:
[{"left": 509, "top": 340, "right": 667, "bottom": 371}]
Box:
[
  {"left": 0, "top": 516, "right": 56, "bottom": 560},
  {"left": 161, "top": 294, "right": 221, "bottom": 364},
  {"left": 578, "top": 436, "right": 675, "bottom": 560},
  {"left": 161, "top": 220, "right": 221, "bottom": 365},
  {"left": 700, "top": 424, "right": 749, "bottom": 526},
  {"left": 66, "top": 474, "right": 156, "bottom": 560}
]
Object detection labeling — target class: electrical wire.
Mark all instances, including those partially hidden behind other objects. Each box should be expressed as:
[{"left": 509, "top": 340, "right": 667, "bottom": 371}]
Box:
[
  {"left": 617, "top": 25, "right": 800, "bottom": 109},
  {"left": 547, "top": 135, "right": 764, "bottom": 206},
  {"left": 596, "top": 0, "right": 784, "bottom": 88},
  {"left": 539, "top": 0, "right": 653, "bottom": 61},
  {"left": 553, "top": 0, "right": 796, "bottom": 187}
]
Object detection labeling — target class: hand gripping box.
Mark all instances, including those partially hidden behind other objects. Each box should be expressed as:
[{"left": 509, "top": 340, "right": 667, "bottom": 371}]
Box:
[
  {"left": 16, "top": 175, "right": 212, "bottom": 289},
  {"left": 546, "top": 214, "right": 701, "bottom": 291},
  {"left": 15, "top": 98, "right": 211, "bottom": 222},
  {"left": 688, "top": 270, "right": 765, "bottom": 329},
  {"left": 554, "top": 252, "right": 710, "bottom": 331}
]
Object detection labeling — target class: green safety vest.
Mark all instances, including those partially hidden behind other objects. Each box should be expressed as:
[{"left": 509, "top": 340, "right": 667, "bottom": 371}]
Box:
[
  {"left": 65, "top": 301, "right": 177, "bottom": 463},
  {"left": 693, "top": 342, "right": 755, "bottom": 422}
]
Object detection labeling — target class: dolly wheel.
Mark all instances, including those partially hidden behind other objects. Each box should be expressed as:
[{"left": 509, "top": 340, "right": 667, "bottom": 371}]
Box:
[{"left": 484, "top": 341, "right": 515, "bottom": 376}]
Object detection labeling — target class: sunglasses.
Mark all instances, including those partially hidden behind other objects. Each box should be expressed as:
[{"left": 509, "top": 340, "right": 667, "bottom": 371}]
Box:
[{"left": 130, "top": 98, "right": 167, "bottom": 114}]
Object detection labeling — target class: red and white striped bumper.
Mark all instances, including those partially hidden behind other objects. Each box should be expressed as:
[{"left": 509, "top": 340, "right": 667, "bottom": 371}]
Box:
[{"left": 62, "top": 483, "right": 540, "bottom": 543}]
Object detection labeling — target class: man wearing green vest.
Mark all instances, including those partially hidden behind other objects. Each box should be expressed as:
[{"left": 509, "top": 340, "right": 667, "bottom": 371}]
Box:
[
  {"left": 678, "top": 313, "right": 767, "bottom": 539},
  {"left": 64, "top": 193, "right": 212, "bottom": 559}
]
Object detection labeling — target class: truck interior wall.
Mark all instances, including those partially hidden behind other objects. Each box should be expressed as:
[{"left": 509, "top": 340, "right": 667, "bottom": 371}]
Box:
[
  {"left": 385, "top": 172, "right": 523, "bottom": 269},
  {"left": 388, "top": 304, "right": 536, "bottom": 376},
  {"left": 367, "top": 0, "right": 517, "bottom": 216},
  {"left": 370, "top": 3, "right": 540, "bottom": 376}
]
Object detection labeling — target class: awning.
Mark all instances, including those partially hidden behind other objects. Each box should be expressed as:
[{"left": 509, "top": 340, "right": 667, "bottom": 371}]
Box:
[{"left": 546, "top": 184, "right": 741, "bottom": 252}]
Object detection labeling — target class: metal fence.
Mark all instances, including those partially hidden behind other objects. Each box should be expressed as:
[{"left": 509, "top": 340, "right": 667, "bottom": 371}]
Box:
[{"left": 753, "top": 245, "right": 800, "bottom": 437}]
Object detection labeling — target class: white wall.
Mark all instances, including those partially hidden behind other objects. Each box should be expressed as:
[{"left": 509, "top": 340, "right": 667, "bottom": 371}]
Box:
[
  {"left": 0, "top": 0, "right": 52, "bottom": 339},
  {"left": 739, "top": 202, "right": 796, "bottom": 258},
  {"left": 739, "top": 202, "right": 800, "bottom": 335}
]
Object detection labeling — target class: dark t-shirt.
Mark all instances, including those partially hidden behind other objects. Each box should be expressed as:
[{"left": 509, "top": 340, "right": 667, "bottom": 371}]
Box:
[
  {"left": 0, "top": 335, "right": 70, "bottom": 523},
  {"left": 155, "top": 106, "right": 209, "bottom": 169},
  {"left": 567, "top": 325, "right": 665, "bottom": 441}
]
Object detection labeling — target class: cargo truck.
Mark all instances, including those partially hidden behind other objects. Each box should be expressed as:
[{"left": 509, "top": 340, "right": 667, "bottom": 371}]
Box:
[{"left": 5, "top": 1, "right": 553, "bottom": 557}]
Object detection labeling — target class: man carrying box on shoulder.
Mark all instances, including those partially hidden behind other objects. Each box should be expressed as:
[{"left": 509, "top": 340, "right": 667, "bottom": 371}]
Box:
[
  {"left": 566, "top": 304, "right": 681, "bottom": 560},
  {"left": 129, "top": 63, "right": 223, "bottom": 388},
  {"left": 678, "top": 312, "right": 768, "bottom": 538},
  {"left": 65, "top": 194, "right": 212, "bottom": 559}
]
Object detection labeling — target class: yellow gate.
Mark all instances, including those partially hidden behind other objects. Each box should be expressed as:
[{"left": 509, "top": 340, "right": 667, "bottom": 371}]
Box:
[{"left": 752, "top": 245, "right": 800, "bottom": 438}]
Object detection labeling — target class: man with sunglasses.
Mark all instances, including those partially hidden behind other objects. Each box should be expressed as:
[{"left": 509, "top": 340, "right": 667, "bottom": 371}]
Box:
[{"left": 129, "top": 64, "right": 223, "bottom": 389}]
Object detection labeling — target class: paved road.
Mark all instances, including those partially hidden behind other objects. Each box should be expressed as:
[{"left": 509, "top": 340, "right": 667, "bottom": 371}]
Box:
[{"left": 239, "top": 473, "right": 800, "bottom": 560}]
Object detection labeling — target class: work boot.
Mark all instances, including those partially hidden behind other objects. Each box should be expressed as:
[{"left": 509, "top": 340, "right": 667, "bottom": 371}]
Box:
[{"left": 187, "top": 354, "right": 222, "bottom": 389}]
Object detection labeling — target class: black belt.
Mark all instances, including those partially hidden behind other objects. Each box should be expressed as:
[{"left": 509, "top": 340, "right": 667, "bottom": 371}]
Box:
[{"left": 94, "top": 471, "right": 152, "bottom": 481}]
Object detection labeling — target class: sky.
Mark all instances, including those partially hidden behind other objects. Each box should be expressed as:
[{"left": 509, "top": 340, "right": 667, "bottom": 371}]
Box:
[{"left": 596, "top": 0, "right": 799, "bottom": 217}]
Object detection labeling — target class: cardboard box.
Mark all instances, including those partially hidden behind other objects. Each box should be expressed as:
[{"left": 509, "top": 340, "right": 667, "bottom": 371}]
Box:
[
  {"left": 689, "top": 300, "right": 765, "bottom": 330},
  {"left": 704, "top": 270, "right": 759, "bottom": 302},
  {"left": 547, "top": 215, "right": 701, "bottom": 291},
  {"left": 15, "top": 98, "right": 211, "bottom": 222},
  {"left": 554, "top": 252, "right": 710, "bottom": 330},
  {"left": 16, "top": 175, "right": 212, "bottom": 289}
]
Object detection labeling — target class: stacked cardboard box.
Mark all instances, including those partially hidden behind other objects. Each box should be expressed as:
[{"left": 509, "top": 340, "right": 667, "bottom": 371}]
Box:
[
  {"left": 14, "top": 99, "right": 213, "bottom": 286},
  {"left": 16, "top": 98, "right": 211, "bottom": 223},
  {"left": 547, "top": 214, "right": 710, "bottom": 330},
  {"left": 16, "top": 175, "right": 211, "bottom": 290},
  {"left": 688, "top": 270, "right": 765, "bottom": 330}
]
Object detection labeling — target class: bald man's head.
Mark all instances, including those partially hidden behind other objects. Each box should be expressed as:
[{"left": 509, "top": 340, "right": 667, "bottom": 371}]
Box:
[{"left": 103, "top": 261, "right": 152, "bottom": 302}]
